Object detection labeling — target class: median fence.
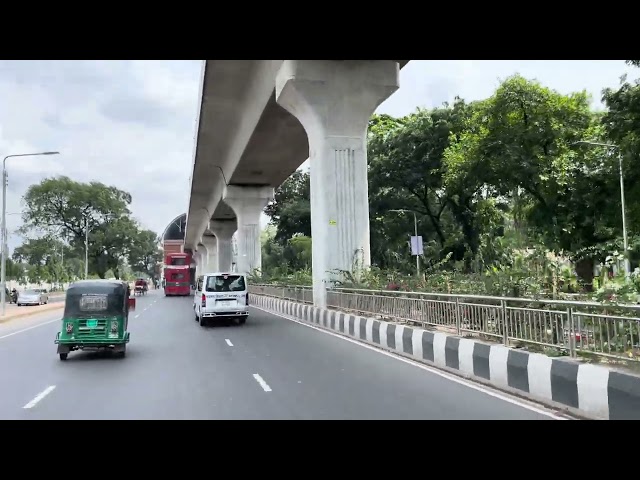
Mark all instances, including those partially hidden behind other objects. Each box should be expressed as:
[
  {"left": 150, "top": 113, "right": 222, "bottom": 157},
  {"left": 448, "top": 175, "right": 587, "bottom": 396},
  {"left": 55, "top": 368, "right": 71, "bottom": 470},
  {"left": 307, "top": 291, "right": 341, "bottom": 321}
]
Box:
[{"left": 249, "top": 284, "right": 640, "bottom": 420}]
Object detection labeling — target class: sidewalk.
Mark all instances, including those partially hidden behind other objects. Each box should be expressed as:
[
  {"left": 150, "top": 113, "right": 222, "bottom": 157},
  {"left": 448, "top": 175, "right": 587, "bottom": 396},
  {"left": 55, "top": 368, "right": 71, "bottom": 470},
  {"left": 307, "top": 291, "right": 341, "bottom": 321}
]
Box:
[{"left": 0, "top": 295, "right": 65, "bottom": 323}]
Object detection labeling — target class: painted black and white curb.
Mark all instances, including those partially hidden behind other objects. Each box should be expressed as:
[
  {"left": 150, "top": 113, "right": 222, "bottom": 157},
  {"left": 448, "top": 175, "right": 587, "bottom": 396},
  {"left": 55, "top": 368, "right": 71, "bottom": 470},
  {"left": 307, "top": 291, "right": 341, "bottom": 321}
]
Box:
[{"left": 252, "top": 294, "right": 640, "bottom": 420}]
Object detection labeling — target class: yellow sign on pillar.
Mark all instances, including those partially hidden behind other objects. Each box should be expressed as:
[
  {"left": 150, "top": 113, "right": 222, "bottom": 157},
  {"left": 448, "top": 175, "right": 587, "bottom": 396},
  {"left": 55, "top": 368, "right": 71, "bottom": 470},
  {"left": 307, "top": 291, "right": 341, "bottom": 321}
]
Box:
[{"left": 329, "top": 220, "right": 337, "bottom": 226}]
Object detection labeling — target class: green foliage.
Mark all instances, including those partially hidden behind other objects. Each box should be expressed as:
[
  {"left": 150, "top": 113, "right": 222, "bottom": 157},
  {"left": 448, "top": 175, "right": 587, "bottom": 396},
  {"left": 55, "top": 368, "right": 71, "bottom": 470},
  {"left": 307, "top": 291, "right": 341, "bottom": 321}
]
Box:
[
  {"left": 17, "top": 176, "right": 160, "bottom": 281},
  {"left": 125, "top": 228, "right": 162, "bottom": 278},
  {"left": 263, "top": 170, "right": 310, "bottom": 244},
  {"left": 260, "top": 226, "right": 313, "bottom": 273}
]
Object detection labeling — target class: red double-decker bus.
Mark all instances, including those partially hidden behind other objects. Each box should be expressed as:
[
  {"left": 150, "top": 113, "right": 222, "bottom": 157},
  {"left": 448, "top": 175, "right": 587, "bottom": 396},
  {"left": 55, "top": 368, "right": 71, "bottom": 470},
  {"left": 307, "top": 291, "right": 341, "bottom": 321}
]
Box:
[{"left": 164, "top": 252, "right": 192, "bottom": 296}]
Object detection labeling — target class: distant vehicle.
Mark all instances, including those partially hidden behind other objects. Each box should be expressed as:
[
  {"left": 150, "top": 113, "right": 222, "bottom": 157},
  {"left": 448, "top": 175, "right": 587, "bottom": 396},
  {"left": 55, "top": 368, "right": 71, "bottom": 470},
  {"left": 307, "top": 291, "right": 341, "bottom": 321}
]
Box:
[
  {"left": 55, "top": 279, "right": 135, "bottom": 361},
  {"left": 164, "top": 252, "right": 192, "bottom": 296},
  {"left": 193, "top": 272, "right": 249, "bottom": 327},
  {"left": 17, "top": 289, "right": 49, "bottom": 306},
  {"left": 134, "top": 278, "right": 148, "bottom": 296},
  {"left": 34, "top": 288, "right": 49, "bottom": 302}
]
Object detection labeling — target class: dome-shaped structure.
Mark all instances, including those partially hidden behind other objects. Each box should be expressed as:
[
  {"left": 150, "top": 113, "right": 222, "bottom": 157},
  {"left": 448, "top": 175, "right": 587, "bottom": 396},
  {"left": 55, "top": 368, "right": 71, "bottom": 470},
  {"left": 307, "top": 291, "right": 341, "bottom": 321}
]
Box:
[{"left": 162, "top": 213, "right": 187, "bottom": 242}]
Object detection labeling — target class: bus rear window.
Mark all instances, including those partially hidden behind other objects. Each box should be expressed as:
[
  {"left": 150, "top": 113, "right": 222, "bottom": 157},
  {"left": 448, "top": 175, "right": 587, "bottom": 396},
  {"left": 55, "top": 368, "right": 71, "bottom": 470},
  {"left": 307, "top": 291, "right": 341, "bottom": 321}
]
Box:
[
  {"left": 170, "top": 257, "right": 187, "bottom": 266},
  {"left": 171, "top": 273, "right": 185, "bottom": 281},
  {"left": 205, "top": 275, "right": 245, "bottom": 292}
]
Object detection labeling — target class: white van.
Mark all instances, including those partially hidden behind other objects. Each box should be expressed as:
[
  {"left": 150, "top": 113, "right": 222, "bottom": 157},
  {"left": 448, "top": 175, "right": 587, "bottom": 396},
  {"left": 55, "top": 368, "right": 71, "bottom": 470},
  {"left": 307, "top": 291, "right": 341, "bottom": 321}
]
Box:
[{"left": 193, "top": 272, "right": 249, "bottom": 327}]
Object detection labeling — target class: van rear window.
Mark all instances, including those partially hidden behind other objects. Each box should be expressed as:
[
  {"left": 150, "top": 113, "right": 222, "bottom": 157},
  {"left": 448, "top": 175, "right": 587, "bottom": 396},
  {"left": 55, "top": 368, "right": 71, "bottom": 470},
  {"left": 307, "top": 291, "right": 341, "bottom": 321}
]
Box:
[{"left": 205, "top": 275, "right": 246, "bottom": 292}]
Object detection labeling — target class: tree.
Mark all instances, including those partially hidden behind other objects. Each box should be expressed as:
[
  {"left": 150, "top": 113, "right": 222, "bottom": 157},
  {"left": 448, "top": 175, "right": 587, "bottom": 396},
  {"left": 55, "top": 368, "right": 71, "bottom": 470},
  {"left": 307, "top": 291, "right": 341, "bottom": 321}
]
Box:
[
  {"left": 263, "top": 170, "right": 311, "bottom": 244},
  {"left": 12, "top": 234, "right": 83, "bottom": 285},
  {"left": 12, "top": 237, "right": 60, "bottom": 266},
  {"left": 443, "top": 75, "right": 614, "bottom": 283},
  {"left": 286, "top": 235, "right": 312, "bottom": 270},
  {"left": 6, "top": 258, "right": 25, "bottom": 282},
  {"left": 21, "top": 177, "right": 159, "bottom": 279},
  {"left": 129, "top": 229, "right": 162, "bottom": 278},
  {"left": 368, "top": 103, "right": 506, "bottom": 271}
]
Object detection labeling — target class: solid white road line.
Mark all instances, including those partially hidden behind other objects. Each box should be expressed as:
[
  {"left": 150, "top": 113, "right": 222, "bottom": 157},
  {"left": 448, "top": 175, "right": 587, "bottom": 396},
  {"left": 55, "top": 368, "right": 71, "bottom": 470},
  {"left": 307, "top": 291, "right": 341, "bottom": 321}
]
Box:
[
  {"left": 253, "top": 374, "right": 272, "bottom": 392},
  {"left": 225, "top": 339, "right": 233, "bottom": 347},
  {"left": 252, "top": 306, "right": 568, "bottom": 420},
  {"left": 23, "top": 385, "right": 56, "bottom": 409}
]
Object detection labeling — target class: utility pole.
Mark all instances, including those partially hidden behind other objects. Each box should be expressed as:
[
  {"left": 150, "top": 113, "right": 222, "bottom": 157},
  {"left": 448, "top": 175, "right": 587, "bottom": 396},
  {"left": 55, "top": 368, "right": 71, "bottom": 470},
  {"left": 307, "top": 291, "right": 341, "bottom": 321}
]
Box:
[
  {"left": 1, "top": 151, "right": 59, "bottom": 316},
  {"left": 413, "top": 211, "right": 419, "bottom": 277},
  {"left": 84, "top": 216, "right": 89, "bottom": 280}
]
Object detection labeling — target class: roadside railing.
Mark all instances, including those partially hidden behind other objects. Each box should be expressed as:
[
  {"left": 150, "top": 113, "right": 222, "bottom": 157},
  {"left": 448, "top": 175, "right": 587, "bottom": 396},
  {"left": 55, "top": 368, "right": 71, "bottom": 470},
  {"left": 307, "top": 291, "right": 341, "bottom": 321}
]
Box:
[{"left": 249, "top": 283, "right": 640, "bottom": 362}]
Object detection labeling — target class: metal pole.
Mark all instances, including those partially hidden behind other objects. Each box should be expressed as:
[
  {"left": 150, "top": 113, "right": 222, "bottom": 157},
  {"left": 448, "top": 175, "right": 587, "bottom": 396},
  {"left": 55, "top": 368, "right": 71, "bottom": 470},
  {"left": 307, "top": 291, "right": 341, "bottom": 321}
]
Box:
[
  {"left": 1, "top": 165, "right": 6, "bottom": 317},
  {"left": 618, "top": 150, "right": 630, "bottom": 277},
  {"left": 413, "top": 212, "right": 420, "bottom": 277},
  {"left": 0, "top": 151, "right": 59, "bottom": 316},
  {"left": 84, "top": 217, "right": 89, "bottom": 279},
  {"left": 60, "top": 237, "right": 64, "bottom": 290}
]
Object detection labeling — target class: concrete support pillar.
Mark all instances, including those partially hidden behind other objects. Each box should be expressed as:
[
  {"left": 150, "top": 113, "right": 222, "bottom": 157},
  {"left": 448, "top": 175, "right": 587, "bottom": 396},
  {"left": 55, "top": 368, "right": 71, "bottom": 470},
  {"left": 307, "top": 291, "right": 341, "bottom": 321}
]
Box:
[
  {"left": 276, "top": 60, "right": 400, "bottom": 308},
  {"left": 209, "top": 219, "right": 237, "bottom": 273},
  {"left": 198, "top": 243, "right": 210, "bottom": 272},
  {"left": 194, "top": 249, "right": 203, "bottom": 279},
  {"left": 201, "top": 235, "right": 218, "bottom": 272},
  {"left": 222, "top": 186, "right": 273, "bottom": 275}
]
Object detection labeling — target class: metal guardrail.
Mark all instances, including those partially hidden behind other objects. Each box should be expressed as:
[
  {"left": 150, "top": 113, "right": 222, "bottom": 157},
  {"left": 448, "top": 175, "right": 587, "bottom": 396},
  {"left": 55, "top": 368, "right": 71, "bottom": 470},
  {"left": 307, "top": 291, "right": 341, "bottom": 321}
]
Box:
[{"left": 249, "top": 284, "right": 640, "bottom": 362}]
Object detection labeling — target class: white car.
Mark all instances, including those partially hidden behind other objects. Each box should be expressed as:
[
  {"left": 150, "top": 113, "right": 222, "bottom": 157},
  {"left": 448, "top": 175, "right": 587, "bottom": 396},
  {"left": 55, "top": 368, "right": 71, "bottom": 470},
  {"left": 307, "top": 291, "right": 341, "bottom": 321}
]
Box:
[
  {"left": 193, "top": 272, "right": 249, "bottom": 327},
  {"left": 18, "top": 289, "right": 49, "bottom": 306}
]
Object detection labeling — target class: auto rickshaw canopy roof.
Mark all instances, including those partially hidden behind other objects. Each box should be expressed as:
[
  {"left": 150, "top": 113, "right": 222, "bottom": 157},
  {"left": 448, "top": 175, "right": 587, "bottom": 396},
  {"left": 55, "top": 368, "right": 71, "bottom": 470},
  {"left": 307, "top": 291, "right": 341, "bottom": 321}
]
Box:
[{"left": 64, "top": 280, "right": 130, "bottom": 318}]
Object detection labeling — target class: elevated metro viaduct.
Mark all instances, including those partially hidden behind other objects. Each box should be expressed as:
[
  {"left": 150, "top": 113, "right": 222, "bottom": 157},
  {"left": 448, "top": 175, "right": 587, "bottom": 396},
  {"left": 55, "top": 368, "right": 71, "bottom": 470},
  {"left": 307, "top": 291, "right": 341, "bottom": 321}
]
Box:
[{"left": 185, "top": 60, "right": 411, "bottom": 307}]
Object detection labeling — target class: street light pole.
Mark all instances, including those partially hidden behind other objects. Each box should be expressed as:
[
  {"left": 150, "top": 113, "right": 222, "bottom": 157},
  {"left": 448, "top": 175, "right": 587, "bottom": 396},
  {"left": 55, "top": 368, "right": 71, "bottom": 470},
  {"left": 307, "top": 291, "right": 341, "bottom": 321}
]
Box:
[
  {"left": 84, "top": 216, "right": 89, "bottom": 280},
  {"left": 390, "top": 209, "right": 421, "bottom": 278},
  {"left": 574, "top": 141, "right": 630, "bottom": 277},
  {"left": 413, "top": 211, "right": 419, "bottom": 277},
  {"left": 1, "top": 151, "right": 59, "bottom": 316},
  {"left": 617, "top": 149, "right": 630, "bottom": 276}
]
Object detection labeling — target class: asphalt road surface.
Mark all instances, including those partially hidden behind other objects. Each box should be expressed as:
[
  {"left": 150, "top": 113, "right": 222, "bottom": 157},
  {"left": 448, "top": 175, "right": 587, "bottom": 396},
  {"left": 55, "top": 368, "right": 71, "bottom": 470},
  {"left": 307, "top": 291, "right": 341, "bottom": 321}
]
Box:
[{"left": 0, "top": 290, "right": 566, "bottom": 420}]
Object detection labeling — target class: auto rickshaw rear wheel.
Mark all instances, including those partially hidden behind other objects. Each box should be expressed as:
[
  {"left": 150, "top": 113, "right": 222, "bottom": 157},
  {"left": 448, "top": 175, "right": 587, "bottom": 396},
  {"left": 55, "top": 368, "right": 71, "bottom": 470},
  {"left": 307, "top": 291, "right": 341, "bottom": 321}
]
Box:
[
  {"left": 59, "top": 353, "right": 68, "bottom": 361},
  {"left": 237, "top": 317, "right": 246, "bottom": 325}
]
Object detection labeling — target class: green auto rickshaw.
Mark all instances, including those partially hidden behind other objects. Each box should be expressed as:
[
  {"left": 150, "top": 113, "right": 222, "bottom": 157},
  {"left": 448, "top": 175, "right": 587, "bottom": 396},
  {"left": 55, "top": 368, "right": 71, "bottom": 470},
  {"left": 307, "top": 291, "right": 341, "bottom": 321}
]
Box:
[{"left": 55, "top": 279, "right": 135, "bottom": 361}]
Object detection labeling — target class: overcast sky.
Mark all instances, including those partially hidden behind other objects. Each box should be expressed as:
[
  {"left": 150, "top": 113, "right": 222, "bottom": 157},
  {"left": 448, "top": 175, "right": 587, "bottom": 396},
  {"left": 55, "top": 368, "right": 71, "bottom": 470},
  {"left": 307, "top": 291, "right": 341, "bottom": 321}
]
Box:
[{"left": 0, "top": 60, "right": 634, "bottom": 252}]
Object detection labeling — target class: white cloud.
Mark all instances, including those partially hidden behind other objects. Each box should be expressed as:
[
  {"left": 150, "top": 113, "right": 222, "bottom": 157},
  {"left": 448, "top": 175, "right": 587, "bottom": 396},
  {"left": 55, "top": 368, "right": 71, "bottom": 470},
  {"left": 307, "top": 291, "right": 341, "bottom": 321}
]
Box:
[
  {"left": 0, "top": 60, "right": 201, "bottom": 252},
  {"left": 377, "top": 60, "right": 634, "bottom": 117}
]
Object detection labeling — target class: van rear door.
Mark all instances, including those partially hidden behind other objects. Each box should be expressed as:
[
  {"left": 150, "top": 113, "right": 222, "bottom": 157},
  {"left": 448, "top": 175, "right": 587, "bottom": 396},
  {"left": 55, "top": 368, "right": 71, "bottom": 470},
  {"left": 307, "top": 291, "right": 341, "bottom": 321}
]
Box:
[{"left": 202, "top": 274, "right": 248, "bottom": 313}]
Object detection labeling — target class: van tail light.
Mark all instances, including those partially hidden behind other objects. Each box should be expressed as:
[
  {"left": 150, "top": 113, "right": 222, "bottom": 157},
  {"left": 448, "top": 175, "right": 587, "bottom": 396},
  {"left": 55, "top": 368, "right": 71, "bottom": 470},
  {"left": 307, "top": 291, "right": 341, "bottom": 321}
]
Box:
[
  {"left": 201, "top": 294, "right": 206, "bottom": 307},
  {"left": 246, "top": 293, "right": 249, "bottom": 305}
]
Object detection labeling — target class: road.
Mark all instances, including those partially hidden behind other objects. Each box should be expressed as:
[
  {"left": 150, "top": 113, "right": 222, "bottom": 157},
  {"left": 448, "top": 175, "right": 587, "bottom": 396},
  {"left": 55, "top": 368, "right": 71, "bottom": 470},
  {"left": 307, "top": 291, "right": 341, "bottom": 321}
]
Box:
[{"left": 0, "top": 289, "right": 566, "bottom": 419}]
